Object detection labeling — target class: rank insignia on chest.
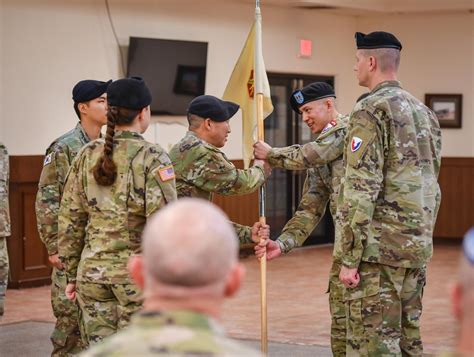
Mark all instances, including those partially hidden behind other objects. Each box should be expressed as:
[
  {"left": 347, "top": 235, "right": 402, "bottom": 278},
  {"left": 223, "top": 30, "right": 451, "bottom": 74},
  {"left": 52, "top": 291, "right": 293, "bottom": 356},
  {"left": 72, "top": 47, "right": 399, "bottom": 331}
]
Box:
[
  {"left": 43, "top": 153, "right": 53, "bottom": 166},
  {"left": 351, "top": 137, "right": 363, "bottom": 152},
  {"left": 158, "top": 165, "right": 176, "bottom": 181}
]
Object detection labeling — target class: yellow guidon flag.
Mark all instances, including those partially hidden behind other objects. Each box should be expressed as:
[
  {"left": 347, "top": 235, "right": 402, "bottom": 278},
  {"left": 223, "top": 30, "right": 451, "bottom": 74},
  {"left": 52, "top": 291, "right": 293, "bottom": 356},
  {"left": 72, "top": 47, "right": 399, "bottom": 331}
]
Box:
[{"left": 223, "top": 9, "right": 273, "bottom": 169}]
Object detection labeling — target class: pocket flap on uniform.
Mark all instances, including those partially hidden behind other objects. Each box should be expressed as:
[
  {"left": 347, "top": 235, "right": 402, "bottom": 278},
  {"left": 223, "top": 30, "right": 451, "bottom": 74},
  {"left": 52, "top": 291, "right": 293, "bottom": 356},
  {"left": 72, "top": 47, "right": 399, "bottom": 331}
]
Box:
[{"left": 343, "top": 263, "right": 380, "bottom": 301}]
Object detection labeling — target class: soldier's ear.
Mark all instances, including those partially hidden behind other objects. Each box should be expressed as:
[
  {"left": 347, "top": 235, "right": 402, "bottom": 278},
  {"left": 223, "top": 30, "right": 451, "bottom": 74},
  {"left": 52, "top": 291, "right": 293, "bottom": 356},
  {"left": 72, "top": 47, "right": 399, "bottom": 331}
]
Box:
[
  {"left": 369, "top": 56, "right": 377, "bottom": 72},
  {"left": 204, "top": 118, "right": 213, "bottom": 131},
  {"left": 128, "top": 255, "right": 145, "bottom": 289},
  {"left": 78, "top": 102, "right": 89, "bottom": 115},
  {"left": 224, "top": 263, "right": 245, "bottom": 298}
]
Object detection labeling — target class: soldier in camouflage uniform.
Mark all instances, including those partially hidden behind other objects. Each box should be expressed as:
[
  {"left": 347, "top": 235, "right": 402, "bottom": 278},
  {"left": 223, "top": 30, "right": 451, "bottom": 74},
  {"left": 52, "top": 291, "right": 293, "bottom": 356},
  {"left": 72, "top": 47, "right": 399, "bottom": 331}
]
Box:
[
  {"left": 36, "top": 79, "right": 111, "bottom": 355},
  {"left": 82, "top": 199, "right": 263, "bottom": 357},
  {"left": 169, "top": 95, "right": 271, "bottom": 246},
  {"left": 0, "top": 143, "right": 10, "bottom": 317},
  {"left": 254, "top": 82, "right": 350, "bottom": 356},
  {"left": 337, "top": 31, "right": 442, "bottom": 356},
  {"left": 58, "top": 77, "right": 177, "bottom": 345}
]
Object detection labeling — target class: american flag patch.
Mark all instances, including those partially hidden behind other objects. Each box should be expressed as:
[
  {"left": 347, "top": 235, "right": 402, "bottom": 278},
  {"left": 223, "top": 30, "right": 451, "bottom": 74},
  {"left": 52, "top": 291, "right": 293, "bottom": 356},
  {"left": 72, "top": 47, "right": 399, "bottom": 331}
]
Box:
[{"left": 158, "top": 165, "right": 176, "bottom": 182}]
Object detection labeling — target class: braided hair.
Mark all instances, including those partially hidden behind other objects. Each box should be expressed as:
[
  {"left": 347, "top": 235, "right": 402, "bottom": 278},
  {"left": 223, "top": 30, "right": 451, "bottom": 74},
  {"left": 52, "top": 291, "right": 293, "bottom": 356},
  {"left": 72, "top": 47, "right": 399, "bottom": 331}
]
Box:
[{"left": 92, "top": 106, "right": 140, "bottom": 186}]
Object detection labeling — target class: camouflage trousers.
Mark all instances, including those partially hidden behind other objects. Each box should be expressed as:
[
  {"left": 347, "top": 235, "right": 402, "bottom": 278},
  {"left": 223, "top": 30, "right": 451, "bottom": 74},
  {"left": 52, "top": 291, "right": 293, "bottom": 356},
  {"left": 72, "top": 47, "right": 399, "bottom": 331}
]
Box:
[
  {"left": 0, "top": 237, "right": 9, "bottom": 316},
  {"left": 328, "top": 262, "right": 346, "bottom": 357},
  {"left": 76, "top": 281, "right": 142, "bottom": 344},
  {"left": 344, "top": 262, "right": 426, "bottom": 357},
  {"left": 50, "top": 267, "right": 84, "bottom": 356}
]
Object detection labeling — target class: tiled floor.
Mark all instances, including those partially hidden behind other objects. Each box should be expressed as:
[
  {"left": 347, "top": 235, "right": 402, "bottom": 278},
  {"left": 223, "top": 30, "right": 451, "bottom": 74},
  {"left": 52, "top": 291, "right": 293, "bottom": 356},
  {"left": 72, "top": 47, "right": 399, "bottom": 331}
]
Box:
[{"left": 1, "top": 240, "right": 462, "bottom": 354}]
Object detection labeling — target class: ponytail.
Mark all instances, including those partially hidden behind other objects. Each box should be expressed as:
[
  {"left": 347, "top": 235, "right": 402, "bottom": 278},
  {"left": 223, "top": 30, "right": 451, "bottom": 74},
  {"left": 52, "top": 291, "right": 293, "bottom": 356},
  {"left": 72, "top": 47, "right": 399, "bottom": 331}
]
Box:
[{"left": 93, "top": 107, "right": 118, "bottom": 186}]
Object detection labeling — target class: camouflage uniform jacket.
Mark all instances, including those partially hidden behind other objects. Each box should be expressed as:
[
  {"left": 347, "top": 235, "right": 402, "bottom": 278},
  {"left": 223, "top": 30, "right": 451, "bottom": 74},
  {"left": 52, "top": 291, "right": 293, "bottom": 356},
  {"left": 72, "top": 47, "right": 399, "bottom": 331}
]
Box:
[
  {"left": 336, "top": 80, "right": 442, "bottom": 269},
  {"left": 270, "top": 115, "right": 349, "bottom": 257},
  {"left": 58, "top": 131, "right": 177, "bottom": 284},
  {"left": 81, "top": 310, "right": 261, "bottom": 357},
  {"left": 169, "top": 131, "right": 265, "bottom": 244},
  {"left": 0, "top": 143, "right": 10, "bottom": 238},
  {"left": 267, "top": 114, "right": 348, "bottom": 170},
  {"left": 36, "top": 122, "right": 91, "bottom": 255}
]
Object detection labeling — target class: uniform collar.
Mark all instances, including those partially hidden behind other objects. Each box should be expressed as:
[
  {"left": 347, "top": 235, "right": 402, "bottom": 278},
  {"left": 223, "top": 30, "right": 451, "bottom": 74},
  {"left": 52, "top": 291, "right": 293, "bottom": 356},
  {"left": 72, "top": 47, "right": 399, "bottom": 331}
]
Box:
[
  {"left": 75, "top": 122, "right": 92, "bottom": 143},
  {"left": 133, "top": 310, "right": 224, "bottom": 335},
  {"left": 370, "top": 80, "right": 402, "bottom": 95},
  {"left": 186, "top": 131, "right": 218, "bottom": 150},
  {"left": 114, "top": 130, "right": 145, "bottom": 140},
  {"left": 76, "top": 122, "right": 104, "bottom": 142},
  {"left": 320, "top": 113, "right": 345, "bottom": 134}
]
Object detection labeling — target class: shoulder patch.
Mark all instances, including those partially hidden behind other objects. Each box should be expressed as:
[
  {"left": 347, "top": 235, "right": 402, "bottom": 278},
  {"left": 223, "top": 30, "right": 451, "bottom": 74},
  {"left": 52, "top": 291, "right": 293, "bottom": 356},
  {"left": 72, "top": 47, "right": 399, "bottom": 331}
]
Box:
[
  {"left": 43, "top": 153, "right": 53, "bottom": 166},
  {"left": 158, "top": 165, "right": 176, "bottom": 182},
  {"left": 351, "top": 137, "right": 363, "bottom": 152}
]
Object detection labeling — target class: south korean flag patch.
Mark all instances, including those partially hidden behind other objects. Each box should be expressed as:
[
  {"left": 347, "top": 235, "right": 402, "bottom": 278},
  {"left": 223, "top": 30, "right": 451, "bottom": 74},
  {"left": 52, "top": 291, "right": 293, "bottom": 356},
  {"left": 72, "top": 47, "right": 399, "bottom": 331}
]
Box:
[
  {"left": 351, "top": 137, "right": 363, "bottom": 152},
  {"left": 43, "top": 153, "right": 53, "bottom": 166}
]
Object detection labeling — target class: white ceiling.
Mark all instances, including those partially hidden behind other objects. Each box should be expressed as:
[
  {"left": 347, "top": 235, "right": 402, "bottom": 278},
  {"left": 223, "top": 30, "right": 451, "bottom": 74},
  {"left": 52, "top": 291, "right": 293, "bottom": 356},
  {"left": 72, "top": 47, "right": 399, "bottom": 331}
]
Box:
[{"left": 240, "top": 0, "right": 474, "bottom": 14}]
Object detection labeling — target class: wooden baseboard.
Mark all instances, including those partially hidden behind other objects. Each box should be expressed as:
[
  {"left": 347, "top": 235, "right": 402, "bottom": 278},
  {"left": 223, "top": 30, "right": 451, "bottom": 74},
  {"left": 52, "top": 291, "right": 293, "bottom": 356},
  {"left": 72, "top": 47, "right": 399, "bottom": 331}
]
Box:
[{"left": 434, "top": 157, "right": 474, "bottom": 239}]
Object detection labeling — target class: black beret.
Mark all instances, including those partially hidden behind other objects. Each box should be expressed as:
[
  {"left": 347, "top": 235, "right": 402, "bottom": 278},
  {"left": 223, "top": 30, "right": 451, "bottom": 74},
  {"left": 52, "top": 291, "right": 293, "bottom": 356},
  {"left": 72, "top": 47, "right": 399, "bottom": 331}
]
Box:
[
  {"left": 188, "top": 95, "right": 239, "bottom": 122},
  {"left": 355, "top": 31, "right": 402, "bottom": 51},
  {"left": 107, "top": 77, "right": 152, "bottom": 110},
  {"left": 72, "top": 79, "right": 112, "bottom": 103},
  {"left": 289, "top": 82, "right": 335, "bottom": 114}
]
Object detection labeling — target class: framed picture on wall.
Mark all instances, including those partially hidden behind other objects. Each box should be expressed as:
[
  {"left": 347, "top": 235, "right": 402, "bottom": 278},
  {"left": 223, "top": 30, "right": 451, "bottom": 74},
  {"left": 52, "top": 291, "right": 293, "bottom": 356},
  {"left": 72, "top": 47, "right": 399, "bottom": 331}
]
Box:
[{"left": 425, "top": 94, "right": 462, "bottom": 128}]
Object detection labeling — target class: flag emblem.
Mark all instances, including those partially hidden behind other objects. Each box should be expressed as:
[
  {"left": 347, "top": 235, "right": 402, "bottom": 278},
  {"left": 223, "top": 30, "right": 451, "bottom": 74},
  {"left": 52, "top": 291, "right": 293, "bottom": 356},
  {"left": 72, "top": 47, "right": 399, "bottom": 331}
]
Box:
[
  {"left": 293, "top": 91, "right": 304, "bottom": 104},
  {"left": 158, "top": 166, "right": 176, "bottom": 182},
  {"left": 351, "top": 137, "right": 363, "bottom": 152},
  {"left": 43, "top": 153, "right": 53, "bottom": 166},
  {"left": 247, "top": 70, "right": 254, "bottom": 98}
]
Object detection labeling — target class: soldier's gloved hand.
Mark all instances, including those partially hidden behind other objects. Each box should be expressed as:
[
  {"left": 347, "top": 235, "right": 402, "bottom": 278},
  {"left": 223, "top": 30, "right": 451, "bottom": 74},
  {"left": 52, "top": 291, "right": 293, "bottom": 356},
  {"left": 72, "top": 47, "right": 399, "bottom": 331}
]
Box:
[
  {"left": 65, "top": 283, "right": 77, "bottom": 301},
  {"left": 254, "top": 239, "right": 281, "bottom": 261},
  {"left": 253, "top": 159, "right": 272, "bottom": 178},
  {"left": 48, "top": 254, "right": 64, "bottom": 270},
  {"left": 339, "top": 266, "right": 360, "bottom": 288},
  {"left": 253, "top": 140, "right": 272, "bottom": 160}
]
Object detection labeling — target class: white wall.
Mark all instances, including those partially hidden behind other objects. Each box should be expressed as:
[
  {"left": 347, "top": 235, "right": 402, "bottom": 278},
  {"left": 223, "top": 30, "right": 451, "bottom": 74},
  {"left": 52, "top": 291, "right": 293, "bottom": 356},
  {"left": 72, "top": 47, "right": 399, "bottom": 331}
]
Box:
[
  {"left": 357, "top": 12, "right": 474, "bottom": 157},
  {"left": 1, "top": 0, "right": 472, "bottom": 158},
  {"left": 0, "top": 0, "right": 360, "bottom": 157}
]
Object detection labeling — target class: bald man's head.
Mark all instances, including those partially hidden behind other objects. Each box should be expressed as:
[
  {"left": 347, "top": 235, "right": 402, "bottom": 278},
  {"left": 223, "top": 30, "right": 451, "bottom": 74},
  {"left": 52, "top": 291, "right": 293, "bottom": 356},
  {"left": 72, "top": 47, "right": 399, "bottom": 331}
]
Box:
[{"left": 141, "top": 199, "right": 239, "bottom": 293}]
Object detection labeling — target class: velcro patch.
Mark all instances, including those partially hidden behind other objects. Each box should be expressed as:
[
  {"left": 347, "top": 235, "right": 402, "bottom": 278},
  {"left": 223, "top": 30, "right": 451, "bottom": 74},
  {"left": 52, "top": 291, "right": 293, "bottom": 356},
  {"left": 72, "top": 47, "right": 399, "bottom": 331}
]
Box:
[
  {"left": 43, "top": 153, "right": 53, "bottom": 166},
  {"left": 158, "top": 165, "right": 176, "bottom": 182}
]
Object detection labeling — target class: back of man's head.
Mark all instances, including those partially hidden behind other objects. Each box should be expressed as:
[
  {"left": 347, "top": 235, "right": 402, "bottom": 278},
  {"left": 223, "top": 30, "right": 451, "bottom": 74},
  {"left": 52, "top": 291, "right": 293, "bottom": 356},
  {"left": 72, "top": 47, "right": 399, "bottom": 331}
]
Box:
[
  {"left": 362, "top": 48, "right": 401, "bottom": 73},
  {"left": 141, "top": 198, "right": 239, "bottom": 296}
]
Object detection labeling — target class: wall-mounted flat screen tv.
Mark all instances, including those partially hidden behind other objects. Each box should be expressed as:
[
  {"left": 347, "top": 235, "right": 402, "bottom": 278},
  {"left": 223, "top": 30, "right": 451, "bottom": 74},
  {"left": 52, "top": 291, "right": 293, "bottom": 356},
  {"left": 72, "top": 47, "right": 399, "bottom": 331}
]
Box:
[{"left": 127, "top": 37, "right": 208, "bottom": 115}]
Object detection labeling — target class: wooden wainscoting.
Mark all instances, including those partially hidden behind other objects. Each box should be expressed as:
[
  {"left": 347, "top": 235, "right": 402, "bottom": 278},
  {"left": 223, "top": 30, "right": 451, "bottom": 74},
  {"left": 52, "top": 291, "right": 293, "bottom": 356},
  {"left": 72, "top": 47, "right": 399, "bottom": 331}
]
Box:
[
  {"left": 434, "top": 157, "right": 474, "bottom": 239},
  {"left": 5, "top": 155, "right": 472, "bottom": 289},
  {"left": 8, "top": 155, "right": 51, "bottom": 288}
]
